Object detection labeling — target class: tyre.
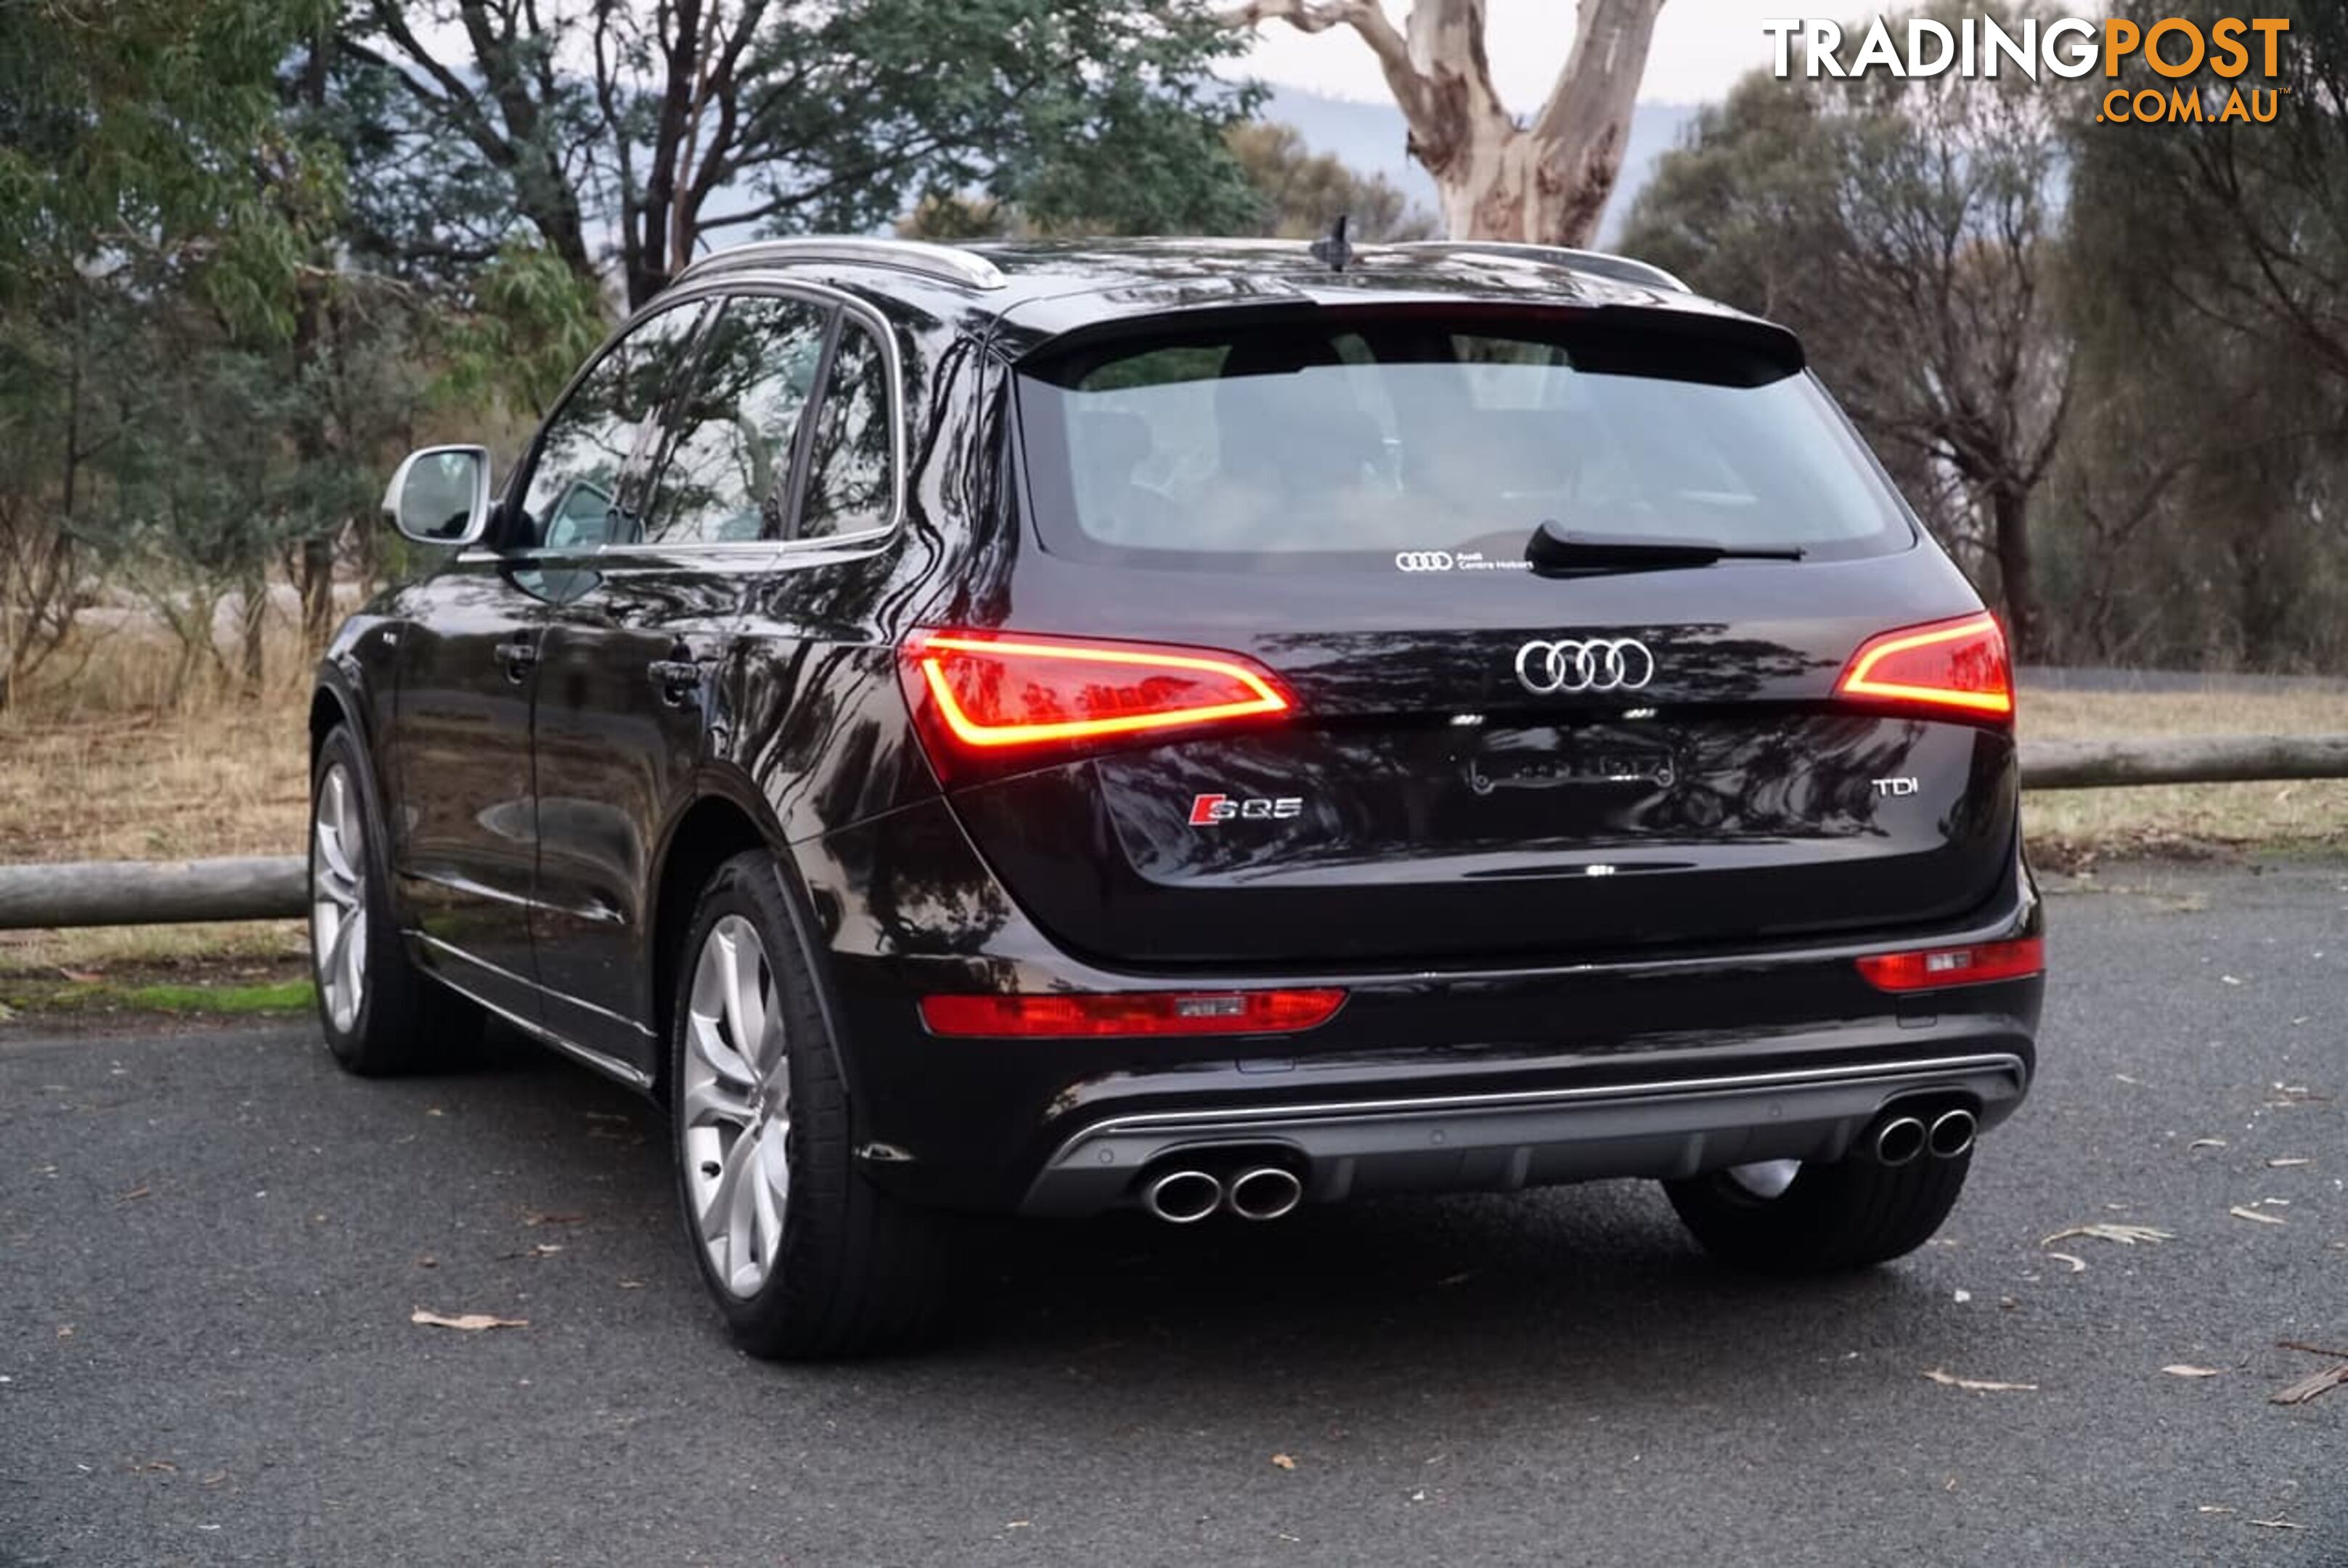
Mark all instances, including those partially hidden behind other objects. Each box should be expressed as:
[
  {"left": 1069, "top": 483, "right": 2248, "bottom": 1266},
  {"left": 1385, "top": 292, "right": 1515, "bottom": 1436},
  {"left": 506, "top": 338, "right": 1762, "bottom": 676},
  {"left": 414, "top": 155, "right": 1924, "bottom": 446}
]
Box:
[
  {"left": 1663, "top": 1146, "right": 1971, "bottom": 1275},
  {"left": 669, "top": 849, "right": 949, "bottom": 1359},
  {"left": 308, "top": 724, "right": 481, "bottom": 1075}
]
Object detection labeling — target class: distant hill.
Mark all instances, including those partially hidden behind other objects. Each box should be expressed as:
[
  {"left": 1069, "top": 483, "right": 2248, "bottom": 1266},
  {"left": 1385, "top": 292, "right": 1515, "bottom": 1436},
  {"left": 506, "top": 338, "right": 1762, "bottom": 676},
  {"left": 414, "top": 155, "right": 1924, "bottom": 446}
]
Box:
[{"left": 1257, "top": 86, "right": 1699, "bottom": 245}]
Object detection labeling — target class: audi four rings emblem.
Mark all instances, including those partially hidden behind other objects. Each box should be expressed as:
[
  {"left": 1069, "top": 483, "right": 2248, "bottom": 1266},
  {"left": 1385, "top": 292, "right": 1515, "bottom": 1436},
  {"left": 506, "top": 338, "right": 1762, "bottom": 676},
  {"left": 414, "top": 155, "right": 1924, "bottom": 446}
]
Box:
[
  {"left": 1393, "top": 550, "right": 1455, "bottom": 572},
  {"left": 1515, "top": 638, "right": 1657, "bottom": 694}
]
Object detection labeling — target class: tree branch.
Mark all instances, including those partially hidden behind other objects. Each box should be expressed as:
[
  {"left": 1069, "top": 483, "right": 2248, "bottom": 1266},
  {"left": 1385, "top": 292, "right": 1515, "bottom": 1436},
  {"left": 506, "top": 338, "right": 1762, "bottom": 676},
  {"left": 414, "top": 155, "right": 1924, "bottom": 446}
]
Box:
[{"left": 1218, "top": 0, "right": 1431, "bottom": 126}]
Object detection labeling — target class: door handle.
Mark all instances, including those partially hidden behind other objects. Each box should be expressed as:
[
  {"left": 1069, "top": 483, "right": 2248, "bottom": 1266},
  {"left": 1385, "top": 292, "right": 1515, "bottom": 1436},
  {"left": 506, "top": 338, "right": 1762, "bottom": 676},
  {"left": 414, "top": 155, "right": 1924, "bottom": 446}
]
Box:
[
  {"left": 648, "top": 656, "right": 709, "bottom": 706},
  {"left": 494, "top": 637, "right": 539, "bottom": 682}
]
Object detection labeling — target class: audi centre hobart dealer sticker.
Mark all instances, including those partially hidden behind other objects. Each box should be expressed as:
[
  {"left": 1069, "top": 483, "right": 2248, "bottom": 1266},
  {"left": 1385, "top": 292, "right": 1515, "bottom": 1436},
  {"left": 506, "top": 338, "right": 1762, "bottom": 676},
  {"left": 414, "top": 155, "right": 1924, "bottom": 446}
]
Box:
[{"left": 1394, "top": 550, "right": 1530, "bottom": 574}]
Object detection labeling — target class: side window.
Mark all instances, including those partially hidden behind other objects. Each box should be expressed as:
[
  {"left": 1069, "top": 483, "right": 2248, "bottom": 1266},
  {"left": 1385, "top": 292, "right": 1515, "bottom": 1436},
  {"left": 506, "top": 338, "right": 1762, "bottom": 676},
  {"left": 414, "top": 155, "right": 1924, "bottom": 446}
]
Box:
[
  {"left": 514, "top": 303, "right": 705, "bottom": 551},
  {"left": 798, "top": 322, "right": 896, "bottom": 539},
  {"left": 643, "top": 295, "right": 830, "bottom": 547}
]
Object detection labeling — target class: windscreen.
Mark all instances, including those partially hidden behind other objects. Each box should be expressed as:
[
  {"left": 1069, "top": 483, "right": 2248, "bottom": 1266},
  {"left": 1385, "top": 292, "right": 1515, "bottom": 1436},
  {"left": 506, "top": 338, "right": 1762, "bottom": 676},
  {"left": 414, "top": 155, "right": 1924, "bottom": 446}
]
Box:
[{"left": 1015, "top": 314, "right": 1912, "bottom": 570}]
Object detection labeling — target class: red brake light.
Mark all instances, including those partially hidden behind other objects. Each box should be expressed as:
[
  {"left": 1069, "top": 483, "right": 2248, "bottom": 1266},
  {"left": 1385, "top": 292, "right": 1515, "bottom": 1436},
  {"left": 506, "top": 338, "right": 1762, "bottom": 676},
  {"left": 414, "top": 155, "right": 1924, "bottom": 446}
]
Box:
[
  {"left": 1856, "top": 936, "right": 2044, "bottom": 992},
  {"left": 1835, "top": 613, "right": 2013, "bottom": 719},
  {"left": 900, "top": 629, "right": 1294, "bottom": 774},
  {"left": 919, "top": 989, "right": 1346, "bottom": 1038}
]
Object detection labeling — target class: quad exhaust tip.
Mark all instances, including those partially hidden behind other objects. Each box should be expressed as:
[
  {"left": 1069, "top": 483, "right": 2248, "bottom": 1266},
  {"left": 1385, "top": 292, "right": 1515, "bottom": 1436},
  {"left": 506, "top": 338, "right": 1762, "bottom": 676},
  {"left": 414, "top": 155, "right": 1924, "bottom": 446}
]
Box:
[
  {"left": 1928, "top": 1107, "right": 1978, "bottom": 1159},
  {"left": 1143, "top": 1169, "right": 1222, "bottom": 1224},
  {"left": 1226, "top": 1166, "right": 1304, "bottom": 1222},
  {"left": 1872, "top": 1114, "right": 1928, "bottom": 1167}
]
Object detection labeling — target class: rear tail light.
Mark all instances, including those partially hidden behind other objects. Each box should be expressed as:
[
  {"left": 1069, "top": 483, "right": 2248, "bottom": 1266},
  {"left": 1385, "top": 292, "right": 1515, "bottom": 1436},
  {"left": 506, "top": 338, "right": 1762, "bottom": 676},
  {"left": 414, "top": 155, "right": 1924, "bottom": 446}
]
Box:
[
  {"left": 1835, "top": 613, "right": 2013, "bottom": 720},
  {"left": 919, "top": 989, "right": 1346, "bottom": 1038},
  {"left": 900, "top": 629, "right": 1295, "bottom": 779},
  {"left": 1856, "top": 936, "right": 2044, "bottom": 992}
]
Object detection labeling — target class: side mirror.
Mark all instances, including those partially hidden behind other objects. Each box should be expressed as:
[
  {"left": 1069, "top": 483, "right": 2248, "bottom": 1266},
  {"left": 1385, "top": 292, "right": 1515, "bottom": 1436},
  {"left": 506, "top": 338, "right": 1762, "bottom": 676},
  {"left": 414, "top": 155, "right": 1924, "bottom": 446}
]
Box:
[{"left": 383, "top": 446, "right": 494, "bottom": 547}]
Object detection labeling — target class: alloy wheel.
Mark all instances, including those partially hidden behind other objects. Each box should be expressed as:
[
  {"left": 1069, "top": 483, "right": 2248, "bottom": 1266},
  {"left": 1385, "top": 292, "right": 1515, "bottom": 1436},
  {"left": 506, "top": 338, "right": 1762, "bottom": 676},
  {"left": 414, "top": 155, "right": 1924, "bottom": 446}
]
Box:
[
  {"left": 311, "top": 764, "right": 369, "bottom": 1034},
  {"left": 680, "top": 914, "right": 791, "bottom": 1298}
]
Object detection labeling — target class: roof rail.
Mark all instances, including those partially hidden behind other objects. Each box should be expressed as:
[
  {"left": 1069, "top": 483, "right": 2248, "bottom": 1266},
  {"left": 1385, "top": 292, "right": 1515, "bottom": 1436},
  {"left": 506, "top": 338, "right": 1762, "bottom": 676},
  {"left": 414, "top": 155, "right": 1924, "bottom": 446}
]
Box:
[
  {"left": 675, "top": 237, "right": 1008, "bottom": 292},
  {"left": 1388, "top": 241, "right": 1689, "bottom": 293}
]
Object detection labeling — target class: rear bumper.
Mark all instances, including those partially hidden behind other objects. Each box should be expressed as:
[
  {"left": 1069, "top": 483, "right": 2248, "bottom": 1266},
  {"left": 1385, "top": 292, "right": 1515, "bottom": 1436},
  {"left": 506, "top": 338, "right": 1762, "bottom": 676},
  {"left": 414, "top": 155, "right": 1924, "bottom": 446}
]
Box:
[
  {"left": 1018, "top": 1048, "right": 2026, "bottom": 1217},
  {"left": 799, "top": 801, "right": 2045, "bottom": 1217}
]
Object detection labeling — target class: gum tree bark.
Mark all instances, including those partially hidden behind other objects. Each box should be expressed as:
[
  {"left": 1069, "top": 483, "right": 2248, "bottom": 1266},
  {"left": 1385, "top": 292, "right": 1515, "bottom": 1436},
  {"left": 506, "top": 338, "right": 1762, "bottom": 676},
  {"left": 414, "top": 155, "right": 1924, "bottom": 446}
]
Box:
[{"left": 1219, "top": 0, "right": 1666, "bottom": 245}]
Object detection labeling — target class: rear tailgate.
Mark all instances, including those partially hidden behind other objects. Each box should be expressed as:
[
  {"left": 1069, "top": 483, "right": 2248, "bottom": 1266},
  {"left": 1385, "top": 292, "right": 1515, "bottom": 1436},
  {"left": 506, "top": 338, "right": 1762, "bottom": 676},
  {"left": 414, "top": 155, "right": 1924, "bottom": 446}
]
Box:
[
  {"left": 929, "top": 560, "right": 2015, "bottom": 968},
  {"left": 921, "top": 301, "right": 2016, "bottom": 968}
]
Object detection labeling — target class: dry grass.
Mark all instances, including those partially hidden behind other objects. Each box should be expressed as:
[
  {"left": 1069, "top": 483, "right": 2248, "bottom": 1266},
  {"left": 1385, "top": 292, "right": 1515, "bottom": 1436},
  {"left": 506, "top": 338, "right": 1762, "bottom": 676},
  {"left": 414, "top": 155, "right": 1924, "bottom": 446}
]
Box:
[
  {"left": 2, "top": 623, "right": 313, "bottom": 979},
  {"left": 2018, "top": 685, "right": 2348, "bottom": 866},
  {"left": 0, "top": 650, "right": 2342, "bottom": 980}
]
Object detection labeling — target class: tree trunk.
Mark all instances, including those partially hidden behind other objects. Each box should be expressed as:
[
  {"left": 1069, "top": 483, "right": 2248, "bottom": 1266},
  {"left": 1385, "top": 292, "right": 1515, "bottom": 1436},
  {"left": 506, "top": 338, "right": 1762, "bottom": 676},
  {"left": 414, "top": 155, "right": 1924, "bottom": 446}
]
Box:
[
  {"left": 239, "top": 571, "right": 269, "bottom": 698},
  {"left": 301, "top": 531, "right": 338, "bottom": 651},
  {"left": 1227, "top": 0, "right": 1663, "bottom": 249},
  {"left": 1990, "top": 481, "right": 2040, "bottom": 662}
]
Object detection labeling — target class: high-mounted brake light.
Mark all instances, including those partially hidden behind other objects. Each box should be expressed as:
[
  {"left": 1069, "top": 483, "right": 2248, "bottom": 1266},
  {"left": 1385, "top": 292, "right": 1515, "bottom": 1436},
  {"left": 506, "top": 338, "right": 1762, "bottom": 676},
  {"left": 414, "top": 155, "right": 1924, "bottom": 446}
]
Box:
[
  {"left": 919, "top": 989, "right": 1346, "bottom": 1038},
  {"left": 1856, "top": 936, "right": 2044, "bottom": 992},
  {"left": 1835, "top": 613, "right": 2013, "bottom": 719},
  {"left": 900, "top": 629, "right": 1294, "bottom": 772}
]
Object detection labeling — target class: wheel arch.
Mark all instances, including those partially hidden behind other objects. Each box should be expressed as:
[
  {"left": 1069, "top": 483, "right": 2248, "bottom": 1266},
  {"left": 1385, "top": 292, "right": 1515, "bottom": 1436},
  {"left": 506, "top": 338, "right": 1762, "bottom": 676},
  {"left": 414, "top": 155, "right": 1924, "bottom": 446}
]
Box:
[
  {"left": 309, "top": 675, "right": 358, "bottom": 767},
  {"left": 647, "top": 784, "right": 854, "bottom": 1105}
]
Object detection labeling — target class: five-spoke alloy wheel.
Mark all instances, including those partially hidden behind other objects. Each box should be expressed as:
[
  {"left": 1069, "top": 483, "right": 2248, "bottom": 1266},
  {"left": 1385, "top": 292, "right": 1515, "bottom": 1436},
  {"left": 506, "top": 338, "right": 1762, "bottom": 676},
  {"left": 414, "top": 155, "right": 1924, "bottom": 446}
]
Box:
[
  {"left": 311, "top": 763, "right": 370, "bottom": 1036},
  {"left": 306, "top": 723, "right": 478, "bottom": 1075},
  {"left": 680, "top": 914, "right": 793, "bottom": 1298},
  {"left": 669, "top": 850, "right": 949, "bottom": 1357}
]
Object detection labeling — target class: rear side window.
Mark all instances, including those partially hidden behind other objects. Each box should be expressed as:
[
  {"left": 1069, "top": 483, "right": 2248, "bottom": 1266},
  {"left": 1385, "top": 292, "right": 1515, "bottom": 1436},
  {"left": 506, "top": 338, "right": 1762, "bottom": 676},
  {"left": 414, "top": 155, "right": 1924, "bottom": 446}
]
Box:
[
  {"left": 798, "top": 324, "right": 893, "bottom": 538},
  {"left": 643, "top": 295, "right": 830, "bottom": 547},
  {"left": 1015, "top": 314, "right": 1911, "bottom": 569},
  {"left": 643, "top": 297, "right": 897, "bottom": 547}
]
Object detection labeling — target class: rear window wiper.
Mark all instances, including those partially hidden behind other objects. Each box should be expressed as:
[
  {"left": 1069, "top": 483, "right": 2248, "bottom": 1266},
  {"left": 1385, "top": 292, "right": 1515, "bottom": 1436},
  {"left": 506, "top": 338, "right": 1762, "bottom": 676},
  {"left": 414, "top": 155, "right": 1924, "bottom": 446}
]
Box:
[{"left": 1525, "top": 520, "right": 1805, "bottom": 575}]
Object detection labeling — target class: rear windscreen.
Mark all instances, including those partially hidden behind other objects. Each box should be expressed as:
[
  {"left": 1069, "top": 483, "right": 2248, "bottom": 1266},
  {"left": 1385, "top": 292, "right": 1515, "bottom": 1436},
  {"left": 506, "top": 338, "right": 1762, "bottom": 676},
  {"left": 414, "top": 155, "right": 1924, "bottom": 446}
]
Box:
[{"left": 1014, "top": 314, "right": 1912, "bottom": 571}]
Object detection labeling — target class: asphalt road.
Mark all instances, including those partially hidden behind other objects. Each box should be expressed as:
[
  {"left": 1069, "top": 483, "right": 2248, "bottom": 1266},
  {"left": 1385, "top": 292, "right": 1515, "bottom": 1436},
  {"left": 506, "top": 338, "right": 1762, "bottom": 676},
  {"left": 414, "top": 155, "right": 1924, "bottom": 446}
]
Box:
[{"left": 4, "top": 861, "right": 2344, "bottom": 1567}]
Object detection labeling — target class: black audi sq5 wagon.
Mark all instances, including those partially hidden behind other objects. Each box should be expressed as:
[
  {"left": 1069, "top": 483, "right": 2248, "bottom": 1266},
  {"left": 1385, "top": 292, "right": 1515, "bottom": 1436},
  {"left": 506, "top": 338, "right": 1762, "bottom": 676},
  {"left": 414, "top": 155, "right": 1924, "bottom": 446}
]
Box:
[{"left": 309, "top": 236, "right": 2043, "bottom": 1357}]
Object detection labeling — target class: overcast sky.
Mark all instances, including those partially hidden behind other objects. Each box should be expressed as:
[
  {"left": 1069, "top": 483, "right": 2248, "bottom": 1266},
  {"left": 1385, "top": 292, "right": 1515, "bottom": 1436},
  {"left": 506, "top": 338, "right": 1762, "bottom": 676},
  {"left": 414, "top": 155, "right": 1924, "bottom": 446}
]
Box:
[{"left": 1236, "top": 0, "right": 1856, "bottom": 107}]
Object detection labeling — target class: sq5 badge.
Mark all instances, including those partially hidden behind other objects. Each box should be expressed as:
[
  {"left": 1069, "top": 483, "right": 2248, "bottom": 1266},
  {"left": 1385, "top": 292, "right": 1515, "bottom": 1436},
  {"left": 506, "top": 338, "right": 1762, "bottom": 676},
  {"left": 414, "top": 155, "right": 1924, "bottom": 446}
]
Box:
[{"left": 1189, "top": 793, "right": 1303, "bottom": 825}]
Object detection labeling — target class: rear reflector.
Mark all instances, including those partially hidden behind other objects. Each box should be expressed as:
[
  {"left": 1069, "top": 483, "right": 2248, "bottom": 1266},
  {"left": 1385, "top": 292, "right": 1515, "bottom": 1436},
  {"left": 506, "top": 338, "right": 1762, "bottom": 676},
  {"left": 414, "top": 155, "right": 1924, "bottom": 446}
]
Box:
[
  {"left": 1835, "top": 613, "right": 2013, "bottom": 719},
  {"left": 1856, "top": 936, "right": 2044, "bottom": 992},
  {"left": 900, "top": 629, "right": 1295, "bottom": 777},
  {"left": 920, "top": 989, "right": 1345, "bottom": 1038}
]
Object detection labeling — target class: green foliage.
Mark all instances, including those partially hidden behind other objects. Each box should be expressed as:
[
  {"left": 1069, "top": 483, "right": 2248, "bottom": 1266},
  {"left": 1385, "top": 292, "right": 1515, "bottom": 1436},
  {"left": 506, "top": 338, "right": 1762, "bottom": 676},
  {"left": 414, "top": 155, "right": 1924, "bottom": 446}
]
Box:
[
  {"left": 437, "top": 243, "right": 611, "bottom": 420},
  {"left": 1623, "top": 1, "right": 2074, "bottom": 656},
  {"left": 2050, "top": 0, "right": 2348, "bottom": 669},
  {"left": 343, "top": 0, "right": 1263, "bottom": 306},
  {"left": 1222, "top": 123, "right": 1438, "bottom": 242},
  {"left": 0, "top": 0, "right": 340, "bottom": 334}
]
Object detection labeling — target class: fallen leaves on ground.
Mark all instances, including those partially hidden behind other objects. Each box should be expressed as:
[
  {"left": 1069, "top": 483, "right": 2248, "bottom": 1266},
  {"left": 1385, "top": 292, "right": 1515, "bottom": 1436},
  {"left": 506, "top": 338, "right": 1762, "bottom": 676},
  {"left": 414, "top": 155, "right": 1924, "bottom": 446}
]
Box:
[
  {"left": 523, "top": 1211, "right": 587, "bottom": 1227},
  {"left": 2041, "top": 1222, "right": 2172, "bottom": 1246},
  {"left": 2187, "top": 1138, "right": 2227, "bottom": 1151},
  {"left": 2045, "top": 1251, "right": 2088, "bottom": 1274},
  {"left": 2228, "top": 1205, "right": 2287, "bottom": 1226},
  {"left": 1270, "top": 1453, "right": 1297, "bottom": 1471},
  {"left": 410, "top": 1307, "right": 529, "bottom": 1332},
  {"left": 2265, "top": 1157, "right": 2312, "bottom": 1168},
  {"left": 2162, "top": 1365, "right": 2222, "bottom": 1378},
  {"left": 2269, "top": 1344, "right": 2348, "bottom": 1406},
  {"left": 117, "top": 1183, "right": 150, "bottom": 1201},
  {"left": 1923, "top": 1369, "right": 2037, "bottom": 1392},
  {"left": 2247, "top": 1519, "right": 2308, "bottom": 1531}
]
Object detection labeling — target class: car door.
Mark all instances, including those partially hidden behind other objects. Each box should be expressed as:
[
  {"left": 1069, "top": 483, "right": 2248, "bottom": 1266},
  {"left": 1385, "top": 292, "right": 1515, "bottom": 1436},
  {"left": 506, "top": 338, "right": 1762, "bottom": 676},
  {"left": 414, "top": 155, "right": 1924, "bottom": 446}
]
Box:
[
  {"left": 388, "top": 299, "right": 709, "bottom": 1031},
  {"left": 380, "top": 548, "right": 545, "bottom": 1021},
  {"left": 528, "top": 291, "right": 839, "bottom": 1070}
]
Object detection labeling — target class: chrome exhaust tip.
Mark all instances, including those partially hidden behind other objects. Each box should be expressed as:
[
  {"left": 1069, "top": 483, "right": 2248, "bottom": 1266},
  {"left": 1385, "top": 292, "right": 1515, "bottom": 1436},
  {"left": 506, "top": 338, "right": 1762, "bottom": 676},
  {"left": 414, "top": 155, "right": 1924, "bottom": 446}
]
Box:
[
  {"left": 1872, "top": 1114, "right": 1928, "bottom": 1167},
  {"left": 1928, "top": 1108, "right": 1978, "bottom": 1159},
  {"left": 1226, "top": 1166, "right": 1303, "bottom": 1222},
  {"left": 1143, "top": 1169, "right": 1223, "bottom": 1224}
]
